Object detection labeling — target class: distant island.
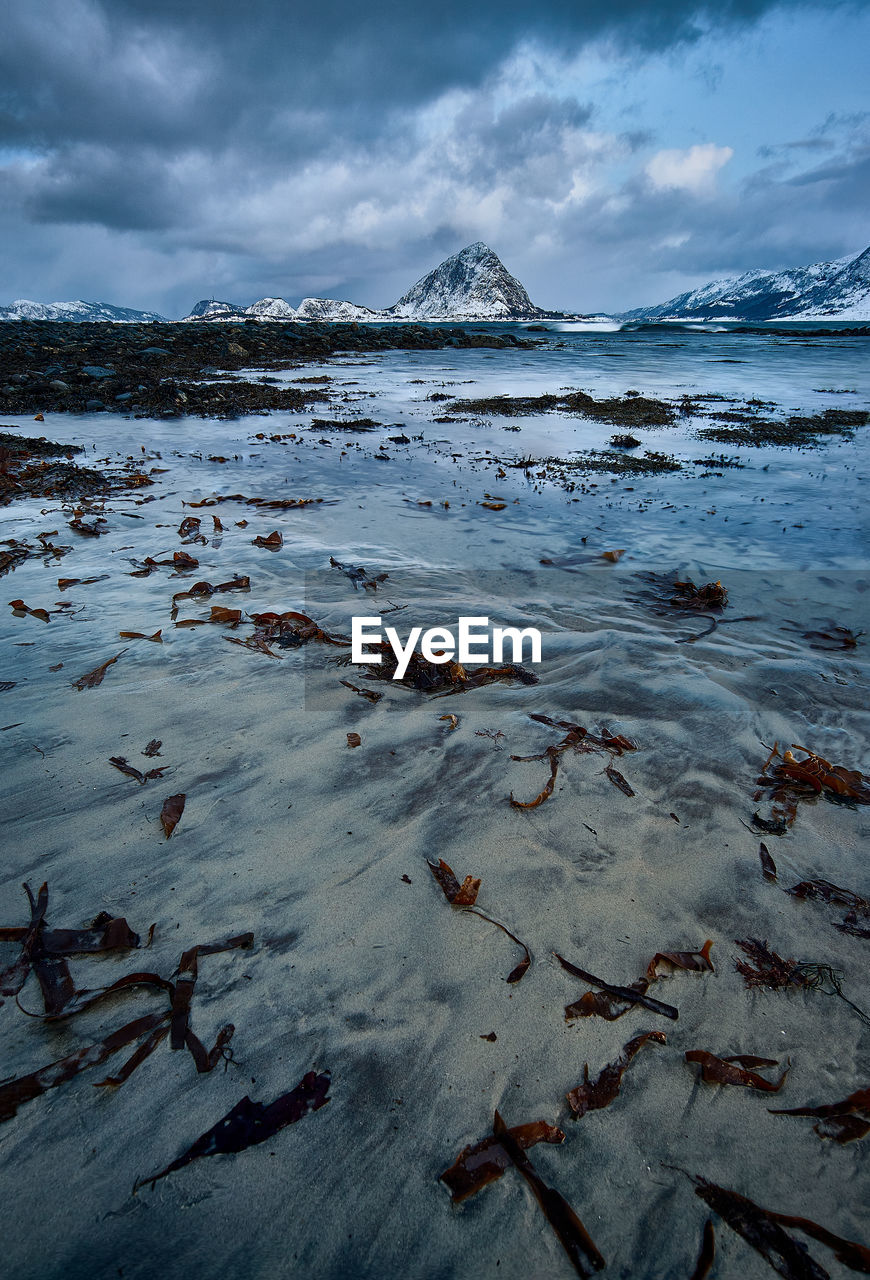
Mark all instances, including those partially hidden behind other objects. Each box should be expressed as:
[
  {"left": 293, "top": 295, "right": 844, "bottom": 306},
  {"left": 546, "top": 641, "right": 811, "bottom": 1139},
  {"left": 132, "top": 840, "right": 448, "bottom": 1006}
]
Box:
[{"left": 2, "top": 240, "right": 868, "bottom": 324}]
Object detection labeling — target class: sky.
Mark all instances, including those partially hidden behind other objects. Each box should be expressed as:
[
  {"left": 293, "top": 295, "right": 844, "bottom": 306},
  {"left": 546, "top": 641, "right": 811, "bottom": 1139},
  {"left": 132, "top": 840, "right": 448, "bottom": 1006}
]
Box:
[{"left": 1, "top": 0, "right": 868, "bottom": 316}]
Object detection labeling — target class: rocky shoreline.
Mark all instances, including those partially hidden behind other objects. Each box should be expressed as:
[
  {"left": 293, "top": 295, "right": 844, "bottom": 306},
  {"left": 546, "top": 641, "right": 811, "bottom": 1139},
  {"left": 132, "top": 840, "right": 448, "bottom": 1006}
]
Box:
[{"left": 0, "top": 320, "right": 531, "bottom": 419}]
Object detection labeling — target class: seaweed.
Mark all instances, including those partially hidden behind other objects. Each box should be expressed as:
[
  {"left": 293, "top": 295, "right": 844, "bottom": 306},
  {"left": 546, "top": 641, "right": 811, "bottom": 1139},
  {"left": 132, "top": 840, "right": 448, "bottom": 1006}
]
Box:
[
  {"left": 646, "top": 941, "right": 714, "bottom": 982},
  {"left": 118, "top": 629, "right": 163, "bottom": 642},
  {"left": 770, "top": 1087, "right": 870, "bottom": 1145},
  {"left": 510, "top": 745, "right": 560, "bottom": 808},
  {"left": 759, "top": 842, "right": 778, "bottom": 882},
  {"left": 556, "top": 953, "right": 679, "bottom": 1021},
  {"left": 350, "top": 644, "right": 537, "bottom": 693},
  {"left": 427, "top": 859, "right": 530, "bottom": 982},
  {"left": 566, "top": 1030, "right": 666, "bottom": 1117},
  {"left": 137, "top": 1070, "right": 331, "bottom": 1189},
  {"left": 346, "top": 732, "right": 362, "bottom": 748},
  {"left": 441, "top": 1119, "right": 566, "bottom": 1203},
  {"left": 72, "top": 649, "right": 126, "bottom": 690},
  {"left": 329, "top": 557, "right": 389, "bottom": 591},
  {"left": 492, "top": 1109, "right": 606, "bottom": 1276},
  {"left": 679, "top": 1171, "right": 870, "bottom": 1277},
  {"left": 605, "top": 764, "right": 635, "bottom": 796},
  {"left": 340, "top": 679, "right": 383, "bottom": 703},
  {"left": 252, "top": 530, "right": 283, "bottom": 549},
  {"left": 109, "top": 756, "right": 168, "bottom": 785},
  {"left": 787, "top": 879, "right": 870, "bottom": 938},
  {"left": 160, "top": 793, "right": 186, "bottom": 839},
  {"left": 754, "top": 743, "right": 870, "bottom": 830},
  {"left": 734, "top": 939, "right": 807, "bottom": 990},
  {"left": 690, "top": 1220, "right": 716, "bottom": 1280},
  {"left": 8, "top": 599, "right": 51, "bottom": 622},
  {"left": 685, "top": 1050, "right": 789, "bottom": 1092}
]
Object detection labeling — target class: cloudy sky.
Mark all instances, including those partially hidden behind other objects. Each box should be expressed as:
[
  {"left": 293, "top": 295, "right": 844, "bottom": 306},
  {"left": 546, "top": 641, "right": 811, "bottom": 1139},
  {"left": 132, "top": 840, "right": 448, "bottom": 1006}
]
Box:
[{"left": 2, "top": 0, "right": 869, "bottom": 316}]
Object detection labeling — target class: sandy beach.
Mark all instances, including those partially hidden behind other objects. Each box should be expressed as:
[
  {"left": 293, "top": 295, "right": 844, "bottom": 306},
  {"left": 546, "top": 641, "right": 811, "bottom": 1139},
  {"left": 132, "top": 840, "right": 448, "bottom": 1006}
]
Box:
[{"left": 1, "top": 320, "right": 868, "bottom": 1280}]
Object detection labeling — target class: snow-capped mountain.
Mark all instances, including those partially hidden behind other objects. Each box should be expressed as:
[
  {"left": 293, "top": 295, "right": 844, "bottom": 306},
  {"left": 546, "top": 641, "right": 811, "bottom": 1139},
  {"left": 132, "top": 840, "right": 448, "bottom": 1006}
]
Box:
[
  {"left": 623, "top": 245, "right": 870, "bottom": 322},
  {"left": 182, "top": 297, "right": 298, "bottom": 321},
  {"left": 387, "top": 242, "right": 552, "bottom": 321},
  {"left": 245, "top": 296, "right": 297, "bottom": 319},
  {"left": 295, "top": 297, "right": 382, "bottom": 322},
  {"left": 0, "top": 298, "right": 167, "bottom": 322}
]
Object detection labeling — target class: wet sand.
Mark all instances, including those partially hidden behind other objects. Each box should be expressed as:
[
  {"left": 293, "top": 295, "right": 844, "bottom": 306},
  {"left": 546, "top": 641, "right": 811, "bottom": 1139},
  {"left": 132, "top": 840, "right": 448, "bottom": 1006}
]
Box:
[{"left": 1, "top": 325, "right": 868, "bottom": 1279}]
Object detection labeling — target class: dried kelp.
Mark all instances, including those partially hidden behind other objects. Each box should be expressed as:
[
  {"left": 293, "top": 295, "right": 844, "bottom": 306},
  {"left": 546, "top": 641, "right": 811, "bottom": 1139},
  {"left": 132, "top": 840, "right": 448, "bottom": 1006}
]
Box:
[
  {"left": 510, "top": 715, "right": 637, "bottom": 809},
  {"left": 557, "top": 953, "right": 679, "bottom": 1021},
  {"left": 340, "top": 679, "right": 383, "bottom": 703},
  {"left": 604, "top": 764, "right": 635, "bottom": 796},
  {"left": 680, "top": 1172, "right": 870, "bottom": 1278},
  {"left": 754, "top": 742, "right": 870, "bottom": 830},
  {"left": 428, "top": 860, "right": 530, "bottom": 981},
  {"left": 734, "top": 939, "right": 808, "bottom": 990},
  {"left": 566, "top": 1031, "right": 666, "bottom": 1117},
  {"left": 510, "top": 745, "right": 560, "bottom": 808},
  {"left": 160, "top": 793, "right": 186, "bottom": 839},
  {"left": 646, "top": 941, "right": 714, "bottom": 981},
  {"left": 492, "top": 1109, "right": 606, "bottom": 1277},
  {"left": 428, "top": 859, "right": 481, "bottom": 906},
  {"left": 348, "top": 645, "right": 537, "bottom": 693},
  {"left": 0, "top": 1012, "right": 171, "bottom": 1123},
  {"left": 788, "top": 879, "right": 870, "bottom": 939},
  {"left": 685, "top": 1050, "right": 789, "bottom": 1092},
  {"left": 170, "top": 574, "right": 250, "bottom": 619},
  {"left": 109, "top": 756, "right": 167, "bottom": 785},
  {"left": 137, "top": 1070, "right": 331, "bottom": 1189},
  {"left": 770, "top": 1087, "right": 870, "bottom": 1145},
  {"left": 690, "top": 1220, "right": 716, "bottom": 1280},
  {"left": 252, "top": 530, "right": 283, "bottom": 549},
  {"left": 72, "top": 650, "right": 125, "bottom": 690},
  {"left": 759, "top": 842, "right": 778, "bottom": 882},
  {"left": 8, "top": 599, "right": 51, "bottom": 622},
  {"left": 441, "top": 1120, "right": 565, "bottom": 1202},
  {"left": 329, "top": 557, "right": 389, "bottom": 591},
  {"left": 671, "top": 580, "right": 728, "bottom": 611}
]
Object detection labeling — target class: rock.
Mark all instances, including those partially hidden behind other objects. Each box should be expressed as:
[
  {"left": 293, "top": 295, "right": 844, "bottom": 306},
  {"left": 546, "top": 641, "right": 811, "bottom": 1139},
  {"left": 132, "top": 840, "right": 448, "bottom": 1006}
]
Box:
[
  {"left": 85, "top": 398, "right": 105, "bottom": 411},
  {"left": 114, "top": 391, "right": 133, "bottom": 402},
  {"left": 49, "top": 380, "right": 71, "bottom": 393},
  {"left": 81, "top": 365, "right": 115, "bottom": 378}
]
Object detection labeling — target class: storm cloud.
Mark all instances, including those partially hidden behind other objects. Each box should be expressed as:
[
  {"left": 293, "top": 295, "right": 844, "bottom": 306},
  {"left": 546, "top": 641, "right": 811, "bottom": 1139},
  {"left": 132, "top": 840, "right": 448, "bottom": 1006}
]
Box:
[{"left": 1, "top": 0, "right": 868, "bottom": 313}]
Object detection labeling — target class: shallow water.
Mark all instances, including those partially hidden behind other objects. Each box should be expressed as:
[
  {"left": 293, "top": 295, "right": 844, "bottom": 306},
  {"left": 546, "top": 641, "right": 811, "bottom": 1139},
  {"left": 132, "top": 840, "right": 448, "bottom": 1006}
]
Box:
[{"left": 1, "top": 325, "right": 868, "bottom": 1280}]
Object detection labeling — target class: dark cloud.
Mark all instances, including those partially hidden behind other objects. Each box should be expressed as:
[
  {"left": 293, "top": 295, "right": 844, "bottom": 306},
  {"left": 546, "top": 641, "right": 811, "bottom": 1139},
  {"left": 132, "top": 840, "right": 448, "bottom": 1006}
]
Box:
[{"left": 1, "top": 0, "right": 868, "bottom": 313}]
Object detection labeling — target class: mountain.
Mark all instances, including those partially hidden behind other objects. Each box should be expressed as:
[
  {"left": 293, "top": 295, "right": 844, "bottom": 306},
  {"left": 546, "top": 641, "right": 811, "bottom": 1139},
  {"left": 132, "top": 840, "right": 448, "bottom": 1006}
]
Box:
[
  {"left": 623, "top": 245, "right": 870, "bottom": 322},
  {"left": 182, "top": 297, "right": 298, "bottom": 321},
  {"left": 0, "top": 298, "right": 167, "bottom": 322},
  {"left": 295, "top": 297, "right": 382, "bottom": 322},
  {"left": 245, "top": 297, "right": 297, "bottom": 319},
  {"left": 387, "top": 242, "right": 552, "bottom": 321}
]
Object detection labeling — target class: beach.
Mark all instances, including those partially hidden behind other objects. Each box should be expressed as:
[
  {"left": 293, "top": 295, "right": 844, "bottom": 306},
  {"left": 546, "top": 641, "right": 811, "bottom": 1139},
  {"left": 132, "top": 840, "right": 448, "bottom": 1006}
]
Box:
[{"left": 1, "top": 319, "right": 868, "bottom": 1280}]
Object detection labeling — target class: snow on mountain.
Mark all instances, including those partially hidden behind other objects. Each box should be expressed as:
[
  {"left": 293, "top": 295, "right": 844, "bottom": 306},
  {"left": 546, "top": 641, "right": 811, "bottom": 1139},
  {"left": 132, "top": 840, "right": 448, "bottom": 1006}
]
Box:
[
  {"left": 387, "top": 242, "right": 550, "bottom": 321},
  {"left": 0, "top": 298, "right": 167, "bottom": 323},
  {"left": 623, "top": 245, "right": 870, "bottom": 321},
  {"left": 182, "top": 299, "right": 249, "bottom": 321},
  {"left": 245, "top": 297, "right": 297, "bottom": 319},
  {"left": 295, "top": 297, "right": 383, "bottom": 322}
]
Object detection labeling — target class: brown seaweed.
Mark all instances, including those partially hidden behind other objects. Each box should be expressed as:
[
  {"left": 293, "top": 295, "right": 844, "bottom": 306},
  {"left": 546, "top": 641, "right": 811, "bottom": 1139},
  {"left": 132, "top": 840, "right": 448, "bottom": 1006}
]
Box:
[
  {"left": 787, "top": 879, "right": 870, "bottom": 939},
  {"left": 682, "top": 1172, "right": 870, "bottom": 1277},
  {"left": 72, "top": 650, "right": 125, "bottom": 690},
  {"left": 734, "top": 939, "right": 808, "bottom": 990},
  {"left": 556, "top": 952, "right": 679, "bottom": 1020},
  {"left": 427, "top": 858, "right": 480, "bottom": 906},
  {"left": 0, "top": 1012, "right": 171, "bottom": 1123},
  {"left": 346, "top": 732, "right": 362, "bottom": 748},
  {"left": 340, "top": 679, "right": 383, "bottom": 703},
  {"left": 137, "top": 1070, "right": 331, "bottom": 1189},
  {"left": 690, "top": 1220, "right": 716, "bottom": 1280},
  {"left": 770, "top": 1087, "right": 870, "bottom": 1145},
  {"left": 8, "top": 598, "right": 51, "bottom": 622},
  {"left": 143, "top": 739, "right": 162, "bottom": 757},
  {"left": 109, "top": 756, "right": 167, "bottom": 785},
  {"left": 510, "top": 745, "right": 560, "bottom": 808},
  {"left": 493, "top": 1109, "right": 606, "bottom": 1276},
  {"left": 646, "top": 940, "right": 714, "bottom": 981},
  {"left": 685, "top": 1050, "right": 789, "bottom": 1092},
  {"left": 441, "top": 1120, "right": 566, "bottom": 1203},
  {"left": 566, "top": 1031, "right": 667, "bottom": 1117},
  {"left": 252, "top": 530, "right": 283, "bottom": 549},
  {"left": 604, "top": 764, "right": 635, "bottom": 796},
  {"left": 160, "top": 793, "right": 186, "bottom": 839},
  {"left": 759, "top": 842, "right": 778, "bottom": 882},
  {"left": 329, "top": 557, "right": 389, "bottom": 591},
  {"left": 755, "top": 743, "right": 870, "bottom": 829}
]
